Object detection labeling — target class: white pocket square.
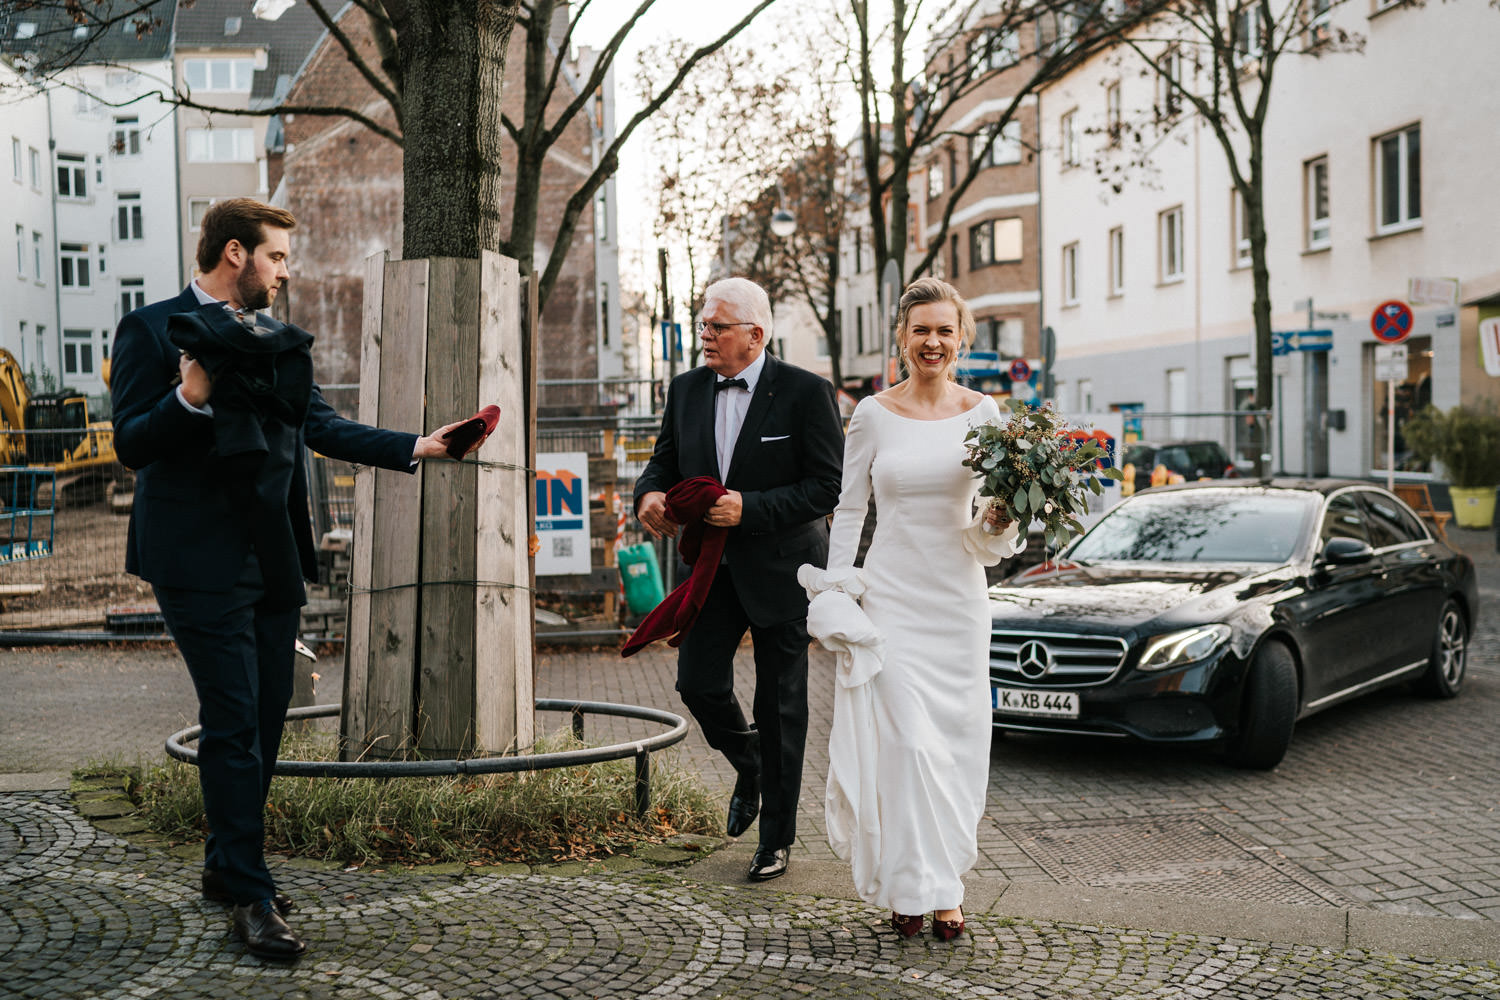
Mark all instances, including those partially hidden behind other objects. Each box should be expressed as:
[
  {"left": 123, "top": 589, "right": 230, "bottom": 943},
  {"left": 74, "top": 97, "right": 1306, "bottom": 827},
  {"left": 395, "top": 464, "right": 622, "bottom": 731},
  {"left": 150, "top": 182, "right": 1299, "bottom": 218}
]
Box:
[{"left": 760, "top": 435, "right": 790, "bottom": 442}]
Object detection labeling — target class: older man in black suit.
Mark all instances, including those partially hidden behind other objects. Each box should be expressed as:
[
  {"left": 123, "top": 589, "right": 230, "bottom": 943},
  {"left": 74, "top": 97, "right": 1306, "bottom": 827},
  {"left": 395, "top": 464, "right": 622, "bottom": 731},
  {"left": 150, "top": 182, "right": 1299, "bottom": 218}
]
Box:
[
  {"left": 111, "top": 198, "right": 482, "bottom": 960},
  {"left": 635, "top": 277, "right": 843, "bottom": 881}
]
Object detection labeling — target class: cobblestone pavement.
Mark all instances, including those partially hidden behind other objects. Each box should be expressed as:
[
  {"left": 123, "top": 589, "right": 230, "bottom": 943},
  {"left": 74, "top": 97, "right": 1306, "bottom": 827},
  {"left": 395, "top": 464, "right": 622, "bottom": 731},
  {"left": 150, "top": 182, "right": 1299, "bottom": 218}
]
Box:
[
  {"left": 2, "top": 527, "right": 1499, "bottom": 995},
  {"left": 3, "top": 791, "right": 1498, "bottom": 999}
]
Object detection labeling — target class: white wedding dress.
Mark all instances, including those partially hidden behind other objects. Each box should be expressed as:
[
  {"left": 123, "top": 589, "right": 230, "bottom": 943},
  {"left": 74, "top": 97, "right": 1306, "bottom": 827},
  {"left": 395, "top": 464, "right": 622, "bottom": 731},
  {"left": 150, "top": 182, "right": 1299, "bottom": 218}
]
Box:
[{"left": 801, "top": 394, "right": 1022, "bottom": 915}]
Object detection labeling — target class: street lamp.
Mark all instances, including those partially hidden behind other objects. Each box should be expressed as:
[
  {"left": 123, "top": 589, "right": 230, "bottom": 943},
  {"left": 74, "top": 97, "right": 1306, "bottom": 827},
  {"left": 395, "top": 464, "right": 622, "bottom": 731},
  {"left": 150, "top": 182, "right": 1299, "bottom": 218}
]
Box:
[{"left": 770, "top": 207, "right": 797, "bottom": 238}]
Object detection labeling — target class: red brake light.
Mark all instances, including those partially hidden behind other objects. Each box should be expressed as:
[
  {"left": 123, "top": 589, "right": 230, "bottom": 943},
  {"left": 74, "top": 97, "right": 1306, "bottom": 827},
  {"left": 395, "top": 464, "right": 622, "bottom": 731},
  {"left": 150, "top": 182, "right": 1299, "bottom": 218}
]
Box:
[{"left": 1224, "top": 463, "right": 1238, "bottom": 478}]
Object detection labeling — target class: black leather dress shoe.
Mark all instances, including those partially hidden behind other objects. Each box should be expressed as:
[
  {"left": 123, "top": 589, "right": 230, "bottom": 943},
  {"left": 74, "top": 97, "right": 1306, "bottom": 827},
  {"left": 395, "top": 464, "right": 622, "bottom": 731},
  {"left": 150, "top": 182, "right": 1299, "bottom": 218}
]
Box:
[
  {"left": 202, "top": 870, "right": 293, "bottom": 915},
  {"left": 232, "top": 899, "right": 307, "bottom": 960},
  {"left": 748, "top": 845, "right": 789, "bottom": 881},
  {"left": 725, "top": 771, "right": 761, "bottom": 838}
]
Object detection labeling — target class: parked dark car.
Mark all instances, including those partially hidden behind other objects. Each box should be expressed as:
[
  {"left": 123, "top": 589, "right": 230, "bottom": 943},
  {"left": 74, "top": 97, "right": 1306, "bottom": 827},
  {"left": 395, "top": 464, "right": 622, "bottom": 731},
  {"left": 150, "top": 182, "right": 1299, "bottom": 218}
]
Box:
[
  {"left": 1122, "top": 440, "right": 1238, "bottom": 492},
  {"left": 987, "top": 480, "right": 1476, "bottom": 768}
]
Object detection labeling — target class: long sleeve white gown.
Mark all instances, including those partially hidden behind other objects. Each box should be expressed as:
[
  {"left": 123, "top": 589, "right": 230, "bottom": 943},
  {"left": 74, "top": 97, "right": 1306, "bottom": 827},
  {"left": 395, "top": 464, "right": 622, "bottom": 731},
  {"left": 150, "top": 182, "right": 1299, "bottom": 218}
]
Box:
[{"left": 802, "top": 394, "right": 1022, "bottom": 915}]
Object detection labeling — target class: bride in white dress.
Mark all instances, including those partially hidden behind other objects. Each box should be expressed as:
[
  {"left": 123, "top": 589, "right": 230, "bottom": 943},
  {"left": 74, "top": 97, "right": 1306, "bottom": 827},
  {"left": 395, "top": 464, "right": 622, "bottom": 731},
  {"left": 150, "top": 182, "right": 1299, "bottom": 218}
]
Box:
[{"left": 801, "top": 278, "right": 1023, "bottom": 941}]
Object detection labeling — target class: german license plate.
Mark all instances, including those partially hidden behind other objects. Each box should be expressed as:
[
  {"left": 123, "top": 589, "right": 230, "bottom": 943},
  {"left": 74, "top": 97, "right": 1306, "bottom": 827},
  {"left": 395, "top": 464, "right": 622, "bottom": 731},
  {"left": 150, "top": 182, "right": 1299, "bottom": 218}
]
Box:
[{"left": 992, "top": 686, "right": 1079, "bottom": 719}]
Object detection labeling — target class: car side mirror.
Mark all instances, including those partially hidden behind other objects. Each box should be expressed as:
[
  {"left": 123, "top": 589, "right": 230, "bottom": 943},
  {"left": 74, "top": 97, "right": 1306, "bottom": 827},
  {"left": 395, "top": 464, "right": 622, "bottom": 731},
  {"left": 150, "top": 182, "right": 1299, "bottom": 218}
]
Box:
[{"left": 1319, "top": 537, "right": 1374, "bottom": 566}]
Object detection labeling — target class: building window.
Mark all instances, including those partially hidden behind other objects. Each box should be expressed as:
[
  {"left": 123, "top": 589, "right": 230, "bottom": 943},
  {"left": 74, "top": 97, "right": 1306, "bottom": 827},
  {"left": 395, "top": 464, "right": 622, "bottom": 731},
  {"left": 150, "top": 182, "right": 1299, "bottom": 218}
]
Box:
[
  {"left": 927, "top": 160, "right": 945, "bottom": 201},
  {"left": 116, "top": 192, "right": 144, "bottom": 241},
  {"left": 28, "top": 146, "right": 40, "bottom": 188},
  {"left": 185, "top": 128, "right": 255, "bottom": 163},
  {"left": 598, "top": 282, "right": 610, "bottom": 346},
  {"left": 56, "top": 153, "right": 87, "bottom": 199},
  {"left": 31, "top": 231, "right": 42, "bottom": 281},
  {"left": 59, "top": 242, "right": 91, "bottom": 288},
  {"left": 1307, "top": 0, "right": 1332, "bottom": 45},
  {"left": 970, "top": 217, "right": 1023, "bottom": 269},
  {"left": 14, "top": 225, "right": 22, "bottom": 276},
  {"left": 1106, "top": 82, "right": 1122, "bottom": 145},
  {"left": 855, "top": 308, "right": 865, "bottom": 354},
  {"left": 1235, "top": 5, "right": 1265, "bottom": 61},
  {"left": 1156, "top": 48, "right": 1183, "bottom": 118},
  {"left": 1232, "top": 190, "right": 1251, "bottom": 267},
  {"left": 63, "top": 328, "right": 94, "bottom": 376},
  {"left": 980, "top": 317, "right": 1024, "bottom": 357},
  {"left": 1374, "top": 124, "right": 1420, "bottom": 233},
  {"left": 1061, "top": 109, "right": 1080, "bottom": 167},
  {"left": 1159, "top": 206, "right": 1184, "bottom": 281},
  {"left": 10, "top": 137, "right": 20, "bottom": 180},
  {"left": 950, "top": 233, "right": 960, "bottom": 278},
  {"left": 182, "top": 58, "right": 255, "bottom": 93},
  {"left": 1108, "top": 226, "right": 1124, "bottom": 295},
  {"left": 120, "top": 277, "right": 146, "bottom": 316},
  {"left": 1061, "top": 242, "right": 1079, "bottom": 306},
  {"left": 187, "top": 197, "right": 218, "bottom": 230},
  {"left": 1305, "top": 156, "right": 1330, "bottom": 249},
  {"left": 968, "top": 28, "right": 1018, "bottom": 75},
  {"left": 111, "top": 116, "right": 141, "bottom": 156},
  {"left": 973, "top": 121, "right": 1023, "bottom": 169}
]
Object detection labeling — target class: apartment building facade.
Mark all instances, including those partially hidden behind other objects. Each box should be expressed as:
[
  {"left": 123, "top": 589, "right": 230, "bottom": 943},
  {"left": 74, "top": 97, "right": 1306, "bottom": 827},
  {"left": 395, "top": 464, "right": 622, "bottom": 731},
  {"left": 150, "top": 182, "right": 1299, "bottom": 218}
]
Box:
[{"left": 1038, "top": 0, "right": 1500, "bottom": 479}]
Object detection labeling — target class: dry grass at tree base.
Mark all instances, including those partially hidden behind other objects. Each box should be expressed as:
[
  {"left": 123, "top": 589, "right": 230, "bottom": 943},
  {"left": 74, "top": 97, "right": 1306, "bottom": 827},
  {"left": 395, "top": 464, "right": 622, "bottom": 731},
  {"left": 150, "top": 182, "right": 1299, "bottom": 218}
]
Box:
[{"left": 128, "top": 730, "right": 722, "bottom": 868}]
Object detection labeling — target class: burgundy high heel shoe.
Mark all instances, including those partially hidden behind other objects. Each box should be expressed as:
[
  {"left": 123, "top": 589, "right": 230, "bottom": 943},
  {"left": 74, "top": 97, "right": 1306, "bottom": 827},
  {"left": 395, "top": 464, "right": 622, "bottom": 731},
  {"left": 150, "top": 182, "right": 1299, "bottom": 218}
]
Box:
[
  {"left": 931, "top": 912, "right": 965, "bottom": 941},
  {"left": 889, "top": 912, "right": 923, "bottom": 938}
]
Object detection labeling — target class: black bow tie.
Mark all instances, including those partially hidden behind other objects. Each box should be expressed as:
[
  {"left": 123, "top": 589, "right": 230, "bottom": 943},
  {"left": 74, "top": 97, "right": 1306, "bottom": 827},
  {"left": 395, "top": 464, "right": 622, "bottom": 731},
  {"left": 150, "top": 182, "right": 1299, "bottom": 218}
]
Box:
[{"left": 715, "top": 377, "right": 748, "bottom": 393}]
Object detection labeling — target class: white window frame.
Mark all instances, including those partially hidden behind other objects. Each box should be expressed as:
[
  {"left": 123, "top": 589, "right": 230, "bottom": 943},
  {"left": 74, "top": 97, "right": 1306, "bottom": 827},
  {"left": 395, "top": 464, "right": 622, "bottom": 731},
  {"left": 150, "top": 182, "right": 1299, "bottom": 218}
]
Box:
[
  {"left": 10, "top": 138, "right": 20, "bottom": 181},
  {"left": 1159, "top": 206, "right": 1184, "bottom": 282},
  {"left": 927, "top": 160, "right": 945, "bottom": 200},
  {"left": 120, "top": 277, "right": 146, "bottom": 317},
  {"left": 1061, "top": 242, "right": 1079, "bottom": 306},
  {"left": 31, "top": 231, "right": 42, "bottom": 281},
  {"left": 1308, "top": 0, "right": 1332, "bottom": 45},
  {"left": 62, "top": 327, "right": 94, "bottom": 376},
  {"left": 1305, "top": 155, "right": 1330, "bottom": 249},
  {"left": 56, "top": 153, "right": 87, "bottom": 199},
  {"left": 182, "top": 58, "right": 255, "bottom": 93},
  {"left": 185, "top": 128, "right": 256, "bottom": 163},
  {"left": 59, "top": 242, "right": 91, "bottom": 289},
  {"left": 116, "top": 192, "right": 144, "bottom": 241},
  {"left": 1232, "top": 190, "right": 1252, "bottom": 268},
  {"left": 1235, "top": 6, "right": 1265, "bottom": 62},
  {"left": 1156, "top": 48, "right": 1184, "bottom": 118},
  {"left": 1108, "top": 226, "right": 1124, "bottom": 296},
  {"left": 187, "top": 197, "right": 218, "bottom": 231},
  {"left": 14, "top": 224, "right": 23, "bottom": 276},
  {"left": 1374, "top": 123, "right": 1420, "bottom": 235},
  {"left": 28, "top": 147, "right": 40, "bottom": 189},
  {"left": 111, "top": 116, "right": 141, "bottom": 156},
  {"left": 1061, "top": 109, "right": 1080, "bottom": 168}
]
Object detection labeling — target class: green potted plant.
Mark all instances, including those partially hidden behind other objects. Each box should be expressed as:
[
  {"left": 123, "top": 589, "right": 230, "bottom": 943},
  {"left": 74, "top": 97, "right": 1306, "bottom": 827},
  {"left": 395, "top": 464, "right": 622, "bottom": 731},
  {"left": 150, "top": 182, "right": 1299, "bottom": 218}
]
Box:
[{"left": 1402, "top": 403, "right": 1500, "bottom": 529}]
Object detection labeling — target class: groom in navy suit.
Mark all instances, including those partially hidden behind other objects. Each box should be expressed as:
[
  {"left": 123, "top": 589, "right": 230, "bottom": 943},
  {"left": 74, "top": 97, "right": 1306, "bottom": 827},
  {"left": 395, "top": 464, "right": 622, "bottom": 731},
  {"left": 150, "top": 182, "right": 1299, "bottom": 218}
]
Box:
[
  {"left": 111, "top": 198, "right": 484, "bottom": 959},
  {"left": 635, "top": 277, "right": 843, "bottom": 881}
]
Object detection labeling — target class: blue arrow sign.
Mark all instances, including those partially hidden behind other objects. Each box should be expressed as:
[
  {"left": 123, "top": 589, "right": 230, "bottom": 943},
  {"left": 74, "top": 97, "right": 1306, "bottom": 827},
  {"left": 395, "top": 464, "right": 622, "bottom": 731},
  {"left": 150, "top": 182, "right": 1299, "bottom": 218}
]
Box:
[{"left": 1271, "top": 329, "right": 1333, "bottom": 355}]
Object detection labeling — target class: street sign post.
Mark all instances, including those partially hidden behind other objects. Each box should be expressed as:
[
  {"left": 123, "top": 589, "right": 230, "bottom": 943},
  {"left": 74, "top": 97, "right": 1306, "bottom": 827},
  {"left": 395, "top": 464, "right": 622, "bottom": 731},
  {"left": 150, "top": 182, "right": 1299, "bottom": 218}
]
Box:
[
  {"left": 1371, "top": 300, "right": 1414, "bottom": 343},
  {"left": 1374, "top": 344, "right": 1408, "bottom": 489}
]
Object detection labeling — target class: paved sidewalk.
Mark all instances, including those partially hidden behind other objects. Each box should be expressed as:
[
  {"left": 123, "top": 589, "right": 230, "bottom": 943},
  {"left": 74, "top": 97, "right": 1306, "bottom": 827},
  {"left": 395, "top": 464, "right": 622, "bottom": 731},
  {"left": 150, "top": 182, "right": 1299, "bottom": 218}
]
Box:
[{"left": 2, "top": 526, "right": 1499, "bottom": 996}]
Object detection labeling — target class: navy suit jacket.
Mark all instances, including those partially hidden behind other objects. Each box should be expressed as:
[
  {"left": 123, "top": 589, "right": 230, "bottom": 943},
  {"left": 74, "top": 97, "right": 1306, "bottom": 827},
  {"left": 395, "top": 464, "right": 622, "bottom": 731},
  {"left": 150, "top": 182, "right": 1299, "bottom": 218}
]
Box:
[
  {"left": 634, "top": 352, "right": 844, "bottom": 626},
  {"left": 111, "top": 287, "right": 419, "bottom": 607}
]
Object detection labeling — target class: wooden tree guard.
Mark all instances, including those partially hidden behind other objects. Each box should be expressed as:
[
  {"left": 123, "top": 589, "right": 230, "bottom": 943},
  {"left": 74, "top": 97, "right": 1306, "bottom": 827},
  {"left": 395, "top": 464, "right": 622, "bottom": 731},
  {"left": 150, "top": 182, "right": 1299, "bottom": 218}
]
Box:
[{"left": 342, "top": 250, "right": 534, "bottom": 760}]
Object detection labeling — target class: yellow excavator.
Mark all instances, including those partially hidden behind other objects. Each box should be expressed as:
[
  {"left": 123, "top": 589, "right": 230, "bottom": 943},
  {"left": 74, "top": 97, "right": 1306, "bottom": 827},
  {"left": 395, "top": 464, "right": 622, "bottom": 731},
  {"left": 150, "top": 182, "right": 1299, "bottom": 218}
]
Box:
[{"left": 0, "top": 347, "right": 121, "bottom": 507}]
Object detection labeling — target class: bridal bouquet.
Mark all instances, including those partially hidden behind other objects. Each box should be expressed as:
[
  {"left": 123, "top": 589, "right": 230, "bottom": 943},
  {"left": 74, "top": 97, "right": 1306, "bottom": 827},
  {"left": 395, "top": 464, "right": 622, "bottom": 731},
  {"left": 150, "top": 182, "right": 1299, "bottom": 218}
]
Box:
[{"left": 962, "top": 400, "right": 1122, "bottom": 548}]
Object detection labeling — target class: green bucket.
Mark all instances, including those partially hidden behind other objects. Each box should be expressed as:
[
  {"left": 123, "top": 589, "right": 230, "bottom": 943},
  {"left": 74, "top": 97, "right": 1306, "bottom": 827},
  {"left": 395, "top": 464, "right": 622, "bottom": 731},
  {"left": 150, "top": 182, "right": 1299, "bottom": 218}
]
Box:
[{"left": 617, "top": 542, "right": 666, "bottom": 615}]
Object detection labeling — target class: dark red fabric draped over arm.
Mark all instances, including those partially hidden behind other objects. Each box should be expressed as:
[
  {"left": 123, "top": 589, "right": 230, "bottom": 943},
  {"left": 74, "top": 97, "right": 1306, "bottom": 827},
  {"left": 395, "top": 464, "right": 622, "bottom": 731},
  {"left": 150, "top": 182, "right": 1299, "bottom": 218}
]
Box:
[{"left": 621, "top": 476, "right": 729, "bottom": 657}]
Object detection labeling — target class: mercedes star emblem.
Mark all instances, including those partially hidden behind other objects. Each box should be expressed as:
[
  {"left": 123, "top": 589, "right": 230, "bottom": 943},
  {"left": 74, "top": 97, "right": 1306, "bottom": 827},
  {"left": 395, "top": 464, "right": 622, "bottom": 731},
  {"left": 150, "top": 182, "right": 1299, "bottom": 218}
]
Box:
[{"left": 1016, "top": 640, "right": 1054, "bottom": 680}]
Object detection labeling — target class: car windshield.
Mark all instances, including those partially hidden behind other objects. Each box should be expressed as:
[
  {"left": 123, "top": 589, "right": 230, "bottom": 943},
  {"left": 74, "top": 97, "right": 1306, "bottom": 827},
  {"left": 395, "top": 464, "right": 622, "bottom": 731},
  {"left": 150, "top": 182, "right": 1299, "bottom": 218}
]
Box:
[{"left": 1068, "top": 490, "right": 1316, "bottom": 563}]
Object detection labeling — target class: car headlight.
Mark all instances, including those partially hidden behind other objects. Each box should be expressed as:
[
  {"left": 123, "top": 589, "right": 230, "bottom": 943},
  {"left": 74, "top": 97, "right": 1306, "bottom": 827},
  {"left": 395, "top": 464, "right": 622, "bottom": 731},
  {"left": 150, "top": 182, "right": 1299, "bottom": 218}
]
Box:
[{"left": 1136, "top": 625, "right": 1231, "bottom": 672}]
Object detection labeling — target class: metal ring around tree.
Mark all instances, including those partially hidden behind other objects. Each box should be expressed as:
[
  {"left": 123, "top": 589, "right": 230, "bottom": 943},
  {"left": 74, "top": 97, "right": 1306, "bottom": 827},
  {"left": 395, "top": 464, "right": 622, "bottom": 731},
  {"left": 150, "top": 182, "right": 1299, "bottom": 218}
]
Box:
[{"left": 164, "top": 700, "right": 690, "bottom": 816}]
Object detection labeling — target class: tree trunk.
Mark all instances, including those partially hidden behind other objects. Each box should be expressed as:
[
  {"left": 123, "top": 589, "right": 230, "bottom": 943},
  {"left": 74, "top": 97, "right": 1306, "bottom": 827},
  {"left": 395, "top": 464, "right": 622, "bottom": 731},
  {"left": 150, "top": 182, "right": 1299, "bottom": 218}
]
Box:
[
  {"left": 1247, "top": 142, "right": 1273, "bottom": 477},
  {"left": 886, "top": 0, "right": 909, "bottom": 286},
  {"left": 389, "top": 0, "right": 519, "bottom": 259}
]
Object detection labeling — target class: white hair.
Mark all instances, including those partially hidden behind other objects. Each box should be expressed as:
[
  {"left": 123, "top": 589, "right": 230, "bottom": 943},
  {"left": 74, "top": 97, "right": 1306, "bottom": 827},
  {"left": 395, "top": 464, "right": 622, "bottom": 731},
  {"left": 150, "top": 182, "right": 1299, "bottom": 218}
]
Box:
[{"left": 703, "top": 277, "right": 774, "bottom": 340}]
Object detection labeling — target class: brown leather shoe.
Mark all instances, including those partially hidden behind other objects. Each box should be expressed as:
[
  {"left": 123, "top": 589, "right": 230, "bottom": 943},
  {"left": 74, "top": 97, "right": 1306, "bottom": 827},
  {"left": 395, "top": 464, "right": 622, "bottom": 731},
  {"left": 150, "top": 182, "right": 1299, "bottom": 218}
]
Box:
[
  {"left": 202, "top": 870, "right": 293, "bottom": 915},
  {"left": 232, "top": 899, "right": 307, "bottom": 960}
]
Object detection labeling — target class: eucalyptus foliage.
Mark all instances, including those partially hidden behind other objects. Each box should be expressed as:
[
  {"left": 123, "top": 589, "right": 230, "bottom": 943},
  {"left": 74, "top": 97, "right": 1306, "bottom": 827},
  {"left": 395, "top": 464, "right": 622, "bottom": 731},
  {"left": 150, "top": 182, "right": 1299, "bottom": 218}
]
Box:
[{"left": 963, "top": 399, "right": 1123, "bottom": 549}]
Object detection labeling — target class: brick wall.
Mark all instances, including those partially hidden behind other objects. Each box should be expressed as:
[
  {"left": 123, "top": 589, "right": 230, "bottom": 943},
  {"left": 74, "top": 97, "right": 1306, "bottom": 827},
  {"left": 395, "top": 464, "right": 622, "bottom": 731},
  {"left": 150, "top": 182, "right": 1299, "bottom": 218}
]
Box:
[{"left": 279, "top": 11, "right": 598, "bottom": 392}]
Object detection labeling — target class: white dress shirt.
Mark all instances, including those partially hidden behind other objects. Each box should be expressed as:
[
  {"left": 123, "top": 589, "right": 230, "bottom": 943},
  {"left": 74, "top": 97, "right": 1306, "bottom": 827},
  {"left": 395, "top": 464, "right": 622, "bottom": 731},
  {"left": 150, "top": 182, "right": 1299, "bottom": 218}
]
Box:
[{"left": 714, "top": 350, "right": 765, "bottom": 480}]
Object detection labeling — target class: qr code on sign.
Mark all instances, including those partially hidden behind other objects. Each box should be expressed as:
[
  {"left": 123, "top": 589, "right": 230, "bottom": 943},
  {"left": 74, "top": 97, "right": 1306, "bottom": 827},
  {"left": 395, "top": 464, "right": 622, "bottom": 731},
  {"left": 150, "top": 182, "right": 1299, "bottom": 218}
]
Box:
[{"left": 552, "top": 538, "right": 573, "bottom": 558}]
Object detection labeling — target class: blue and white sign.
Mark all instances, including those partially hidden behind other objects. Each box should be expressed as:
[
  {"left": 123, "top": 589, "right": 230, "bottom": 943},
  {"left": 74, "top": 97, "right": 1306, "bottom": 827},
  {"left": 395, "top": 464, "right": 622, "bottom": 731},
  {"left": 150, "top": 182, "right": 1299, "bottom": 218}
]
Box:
[
  {"left": 535, "top": 451, "right": 591, "bottom": 575},
  {"left": 1270, "top": 329, "right": 1333, "bottom": 355}
]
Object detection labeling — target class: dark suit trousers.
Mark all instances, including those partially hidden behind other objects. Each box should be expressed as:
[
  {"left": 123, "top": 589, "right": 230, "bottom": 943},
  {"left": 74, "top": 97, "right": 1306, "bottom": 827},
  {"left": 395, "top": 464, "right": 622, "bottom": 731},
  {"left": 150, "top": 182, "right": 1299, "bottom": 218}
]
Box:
[
  {"left": 153, "top": 556, "right": 299, "bottom": 905},
  {"left": 676, "top": 571, "right": 808, "bottom": 849}
]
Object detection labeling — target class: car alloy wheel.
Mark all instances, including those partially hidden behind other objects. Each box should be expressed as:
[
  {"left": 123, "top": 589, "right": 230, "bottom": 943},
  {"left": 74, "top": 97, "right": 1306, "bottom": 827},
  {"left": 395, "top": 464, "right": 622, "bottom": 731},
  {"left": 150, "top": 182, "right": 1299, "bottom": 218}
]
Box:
[{"left": 1418, "top": 599, "right": 1466, "bottom": 699}]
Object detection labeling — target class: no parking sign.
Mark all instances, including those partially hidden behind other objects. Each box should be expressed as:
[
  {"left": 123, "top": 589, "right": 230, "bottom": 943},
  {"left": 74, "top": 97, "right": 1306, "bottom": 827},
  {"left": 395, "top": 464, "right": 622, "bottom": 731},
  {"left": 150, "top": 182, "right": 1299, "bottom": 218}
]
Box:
[{"left": 1371, "top": 300, "right": 1413, "bottom": 343}]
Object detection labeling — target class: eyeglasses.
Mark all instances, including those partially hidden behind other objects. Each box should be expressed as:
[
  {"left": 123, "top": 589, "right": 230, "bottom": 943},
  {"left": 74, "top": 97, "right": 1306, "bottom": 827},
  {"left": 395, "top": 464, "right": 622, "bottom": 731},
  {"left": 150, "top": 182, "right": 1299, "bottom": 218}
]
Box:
[{"left": 694, "top": 320, "right": 755, "bottom": 337}]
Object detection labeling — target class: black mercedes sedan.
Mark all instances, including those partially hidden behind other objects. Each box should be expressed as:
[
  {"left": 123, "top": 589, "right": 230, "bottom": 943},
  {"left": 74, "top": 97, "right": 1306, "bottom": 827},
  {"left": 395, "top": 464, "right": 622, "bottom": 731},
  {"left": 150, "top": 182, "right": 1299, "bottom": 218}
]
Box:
[{"left": 987, "top": 480, "right": 1476, "bottom": 768}]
